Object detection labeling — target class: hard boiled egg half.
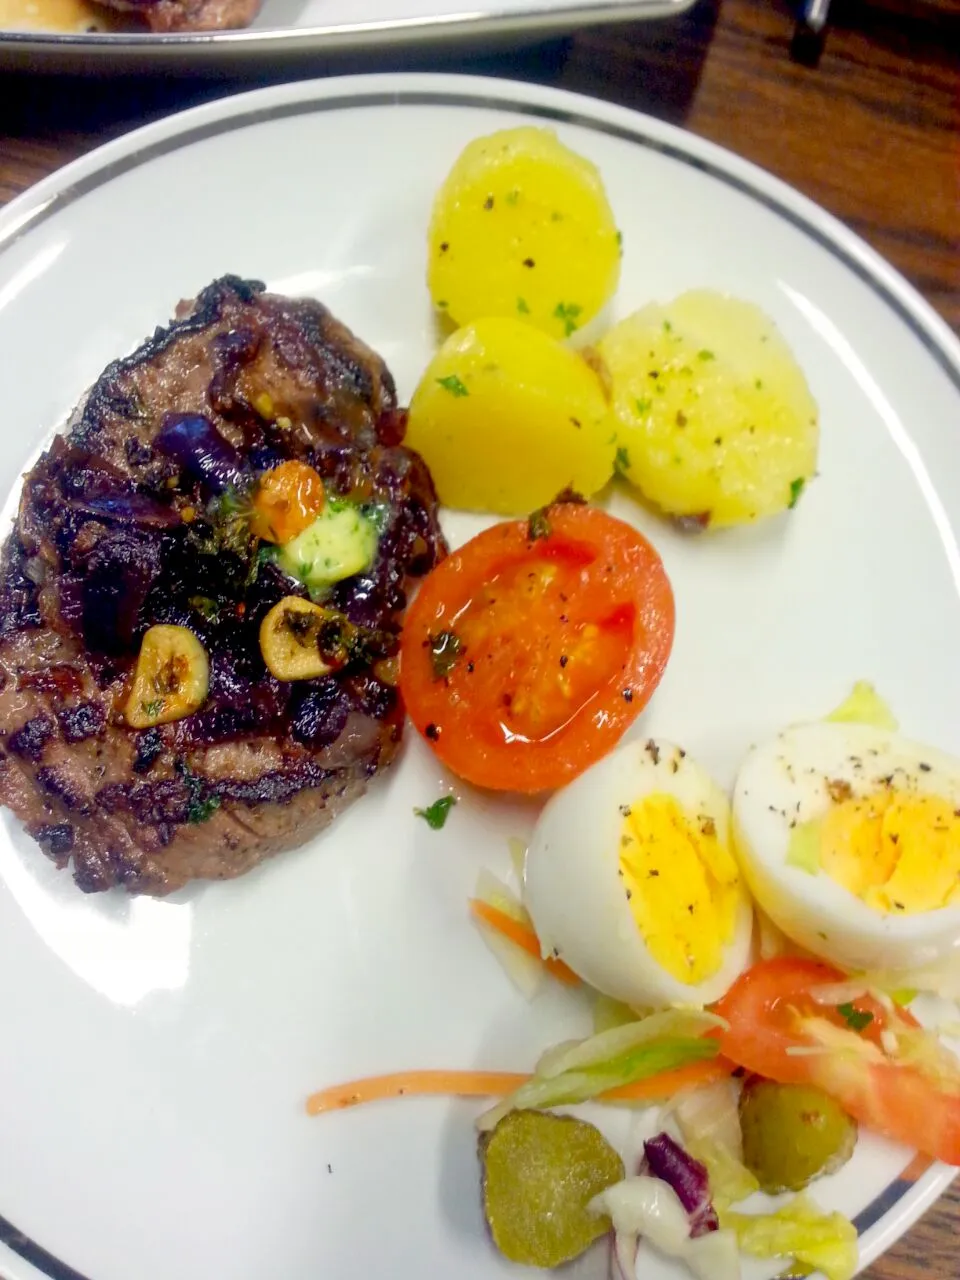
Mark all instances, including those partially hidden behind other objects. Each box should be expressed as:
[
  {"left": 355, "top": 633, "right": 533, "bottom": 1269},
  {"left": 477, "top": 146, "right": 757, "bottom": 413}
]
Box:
[
  {"left": 523, "top": 739, "right": 754, "bottom": 1007},
  {"left": 734, "top": 721, "right": 960, "bottom": 972}
]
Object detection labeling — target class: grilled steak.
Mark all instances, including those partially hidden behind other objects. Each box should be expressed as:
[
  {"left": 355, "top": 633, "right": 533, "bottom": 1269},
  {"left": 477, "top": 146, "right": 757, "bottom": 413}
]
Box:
[
  {"left": 92, "top": 0, "right": 260, "bottom": 32},
  {"left": 0, "top": 275, "right": 445, "bottom": 896}
]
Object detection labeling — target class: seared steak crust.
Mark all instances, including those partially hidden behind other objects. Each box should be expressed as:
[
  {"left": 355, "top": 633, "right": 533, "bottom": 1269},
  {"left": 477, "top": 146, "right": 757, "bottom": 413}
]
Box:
[{"left": 0, "top": 276, "right": 445, "bottom": 895}]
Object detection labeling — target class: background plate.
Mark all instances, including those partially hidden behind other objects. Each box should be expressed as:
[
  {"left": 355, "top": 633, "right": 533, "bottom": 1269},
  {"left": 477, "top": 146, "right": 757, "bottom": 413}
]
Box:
[
  {"left": 0, "top": 72, "right": 958, "bottom": 1280},
  {"left": 0, "top": 0, "right": 694, "bottom": 74}
]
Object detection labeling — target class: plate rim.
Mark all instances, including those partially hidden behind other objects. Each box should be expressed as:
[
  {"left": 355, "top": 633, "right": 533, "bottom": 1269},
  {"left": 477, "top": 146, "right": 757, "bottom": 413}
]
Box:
[
  {"left": 0, "top": 0, "right": 692, "bottom": 60},
  {"left": 0, "top": 68, "right": 957, "bottom": 1280}
]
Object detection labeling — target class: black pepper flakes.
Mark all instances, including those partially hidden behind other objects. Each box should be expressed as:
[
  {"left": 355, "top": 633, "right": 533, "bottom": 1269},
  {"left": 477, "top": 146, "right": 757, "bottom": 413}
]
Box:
[
  {"left": 645, "top": 740, "right": 660, "bottom": 765},
  {"left": 483, "top": 195, "right": 494, "bottom": 210},
  {"left": 622, "top": 689, "right": 633, "bottom": 702},
  {"left": 523, "top": 257, "right": 536, "bottom": 268},
  {"left": 559, "top": 655, "right": 569, "bottom": 668},
  {"left": 425, "top": 723, "right": 440, "bottom": 741}
]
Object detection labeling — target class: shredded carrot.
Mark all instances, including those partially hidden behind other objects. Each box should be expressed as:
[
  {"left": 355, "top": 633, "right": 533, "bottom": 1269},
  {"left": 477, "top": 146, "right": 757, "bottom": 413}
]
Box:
[
  {"left": 468, "top": 898, "right": 580, "bottom": 985},
  {"left": 306, "top": 1056, "right": 732, "bottom": 1117}
]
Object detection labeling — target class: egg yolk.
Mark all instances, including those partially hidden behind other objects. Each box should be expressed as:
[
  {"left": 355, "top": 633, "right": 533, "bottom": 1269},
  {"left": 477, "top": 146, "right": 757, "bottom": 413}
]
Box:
[
  {"left": 619, "top": 794, "right": 740, "bottom": 983},
  {"left": 806, "top": 789, "right": 960, "bottom": 914}
]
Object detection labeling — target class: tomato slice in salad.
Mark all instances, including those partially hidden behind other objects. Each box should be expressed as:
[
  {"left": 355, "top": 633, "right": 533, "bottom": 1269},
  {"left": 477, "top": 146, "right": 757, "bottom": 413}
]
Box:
[
  {"left": 399, "top": 502, "right": 675, "bottom": 792},
  {"left": 716, "top": 957, "right": 960, "bottom": 1166}
]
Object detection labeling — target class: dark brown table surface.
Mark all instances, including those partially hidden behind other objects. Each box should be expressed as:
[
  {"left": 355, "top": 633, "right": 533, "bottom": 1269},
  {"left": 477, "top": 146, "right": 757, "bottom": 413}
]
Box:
[{"left": 1, "top": 0, "right": 959, "bottom": 1276}]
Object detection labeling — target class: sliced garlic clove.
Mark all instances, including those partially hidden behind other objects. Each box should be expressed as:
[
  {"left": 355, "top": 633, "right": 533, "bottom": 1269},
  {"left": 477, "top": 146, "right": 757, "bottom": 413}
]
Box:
[
  {"left": 259, "top": 596, "right": 336, "bottom": 682},
  {"left": 126, "top": 624, "right": 210, "bottom": 728}
]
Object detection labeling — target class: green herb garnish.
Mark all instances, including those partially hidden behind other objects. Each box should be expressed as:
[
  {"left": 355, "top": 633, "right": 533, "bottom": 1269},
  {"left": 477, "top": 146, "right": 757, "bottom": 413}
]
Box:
[
  {"left": 614, "top": 446, "right": 631, "bottom": 474},
  {"left": 527, "top": 507, "right": 552, "bottom": 541},
  {"left": 415, "top": 796, "right": 457, "bottom": 830},
  {"left": 141, "top": 698, "right": 165, "bottom": 719},
  {"left": 554, "top": 302, "right": 583, "bottom": 338},
  {"left": 428, "top": 630, "right": 464, "bottom": 680},
  {"left": 837, "top": 1002, "right": 874, "bottom": 1032},
  {"left": 437, "top": 374, "right": 469, "bottom": 397},
  {"left": 697, "top": 349, "right": 715, "bottom": 362},
  {"left": 788, "top": 476, "right": 806, "bottom": 508},
  {"left": 188, "top": 595, "right": 220, "bottom": 622},
  {"left": 635, "top": 398, "right": 651, "bottom": 416},
  {"left": 177, "top": 760, "right": 222, "bottom": 825},
  {"left": 517, "top": 297, "right": 530, "bottom": 315}
]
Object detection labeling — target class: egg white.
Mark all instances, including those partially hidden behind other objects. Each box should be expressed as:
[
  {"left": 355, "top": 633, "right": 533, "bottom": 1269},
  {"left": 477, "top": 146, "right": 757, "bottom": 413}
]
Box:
[
  {"left": 523, "top": 738, "right": 753, "bottom": 1008},
  {"left": 734, "top": 721, "right": 960, "bottom": 972}
]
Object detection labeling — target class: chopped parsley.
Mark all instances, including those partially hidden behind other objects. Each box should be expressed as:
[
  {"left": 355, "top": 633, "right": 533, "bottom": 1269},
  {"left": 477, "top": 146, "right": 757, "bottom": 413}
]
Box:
[
  {"left": 697, "top": 348, "right": 716, "bottom": 362},
  {"left": 517, "top": 297, "right": 530, "bottom": 315},
  {"left": 527, "top": 507, "right": 552, "bottom": 541},
  {"left": 788, "top": 476, "right": 806, "bottom": 508},
  {"left": 428, "top": 630, "right": 464, "bottom": 680},
  {"left": 141, "top": 698, "right": 165, "bottom": 719},
  {"left": 436, "top": 374, "right": 469, "bottom": 397},
  {"left": 189, "top": 595, "right": 220, "bottom": 622},
  {"left": 414, "top": 796, "right": 457, "bottom": 829},
  {"left": 554, "top": 301, "right": 582, "bottom": 338},
  {"left": 837, "top": 1002, "right": 874, "bottom": 1033},
  {"left": 177, "top": 760, "right": 222, "bottom": 825},
  {"left": 663, "top": 319, "right": 673, "bottom": 333},
  {"left": 615, "top": 445, "right": 631, "bottom": 474},
  {"left": 505, "top": 189, "right": 520, "bottom": 206},
  {"left": 635, "top": 397, "right": 652, "bottom": 416},
  {"left": 189, "top": 794, "right": 222, "bottom": 825},
  {"left": 616, "top": 229, "right": 623, "bottom": 254}
]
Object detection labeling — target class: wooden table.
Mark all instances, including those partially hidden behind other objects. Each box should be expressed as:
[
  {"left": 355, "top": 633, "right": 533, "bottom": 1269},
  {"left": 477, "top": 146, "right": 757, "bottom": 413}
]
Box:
[{"left": 1, "top": 0, "right": 958, "bottom": 1276}]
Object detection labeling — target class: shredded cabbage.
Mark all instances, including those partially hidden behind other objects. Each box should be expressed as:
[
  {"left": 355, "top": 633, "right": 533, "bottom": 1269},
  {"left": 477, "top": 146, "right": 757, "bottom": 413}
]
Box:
[
  {"left": 859, "top": 959, "right": 960, "bottom": 1004},
  {"left": 824, "top": 681, "right": 898, "bottom": 731},
  {"left": 507, "top": 836, "right": 527, "bottom": 884},
  {"left": 667, "top": 1080, "right": 759, "bottom": 1211},
  {"left": 722, "top": 1191, "right": 857, "bottom": 1280},
  {"left": 473, "top": 868, "right": 544, "bottom": 1000},
  {"left": 535, "top": 1010, "right": 726, "bottom": 1079},
  {"left": 590, "top": 1177, "right": 741, "bottom": 1280},
  {"left": 476, "top": 1013, "right": 724, "bottom": 1132},
  {"left": 594, "top": 994, "right": 647, "bottom": 1034}
]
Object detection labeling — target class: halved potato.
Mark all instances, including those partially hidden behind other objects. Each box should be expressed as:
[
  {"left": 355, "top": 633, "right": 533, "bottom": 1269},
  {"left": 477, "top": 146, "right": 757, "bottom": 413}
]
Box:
[
  {"left": 406, "top": 316, "right": 615, "bottom": 515},
  {"left": 599, "top": 290, "right": 819, "bottom": 528},
  {"left": 428, "top": 127, "right": 621, "bottom": 342}
]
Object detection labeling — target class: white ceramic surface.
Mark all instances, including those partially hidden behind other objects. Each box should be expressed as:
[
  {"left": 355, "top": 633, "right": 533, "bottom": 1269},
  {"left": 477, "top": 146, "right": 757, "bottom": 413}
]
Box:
[
  {"left": 0, "top": 72, "right": 958, "bottom": 1280},
  {"left": 0, "top": 0, "right": 694, "bottom": 72}
]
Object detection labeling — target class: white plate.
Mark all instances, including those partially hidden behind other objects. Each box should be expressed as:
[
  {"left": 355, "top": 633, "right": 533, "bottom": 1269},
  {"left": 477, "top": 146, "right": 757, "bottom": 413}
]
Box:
[
  {"left": 0, "top": 0, "right": 692, "bottom": 73},
  {"left": 0, "top": 71, "right": 959, "bottom": 1280}
]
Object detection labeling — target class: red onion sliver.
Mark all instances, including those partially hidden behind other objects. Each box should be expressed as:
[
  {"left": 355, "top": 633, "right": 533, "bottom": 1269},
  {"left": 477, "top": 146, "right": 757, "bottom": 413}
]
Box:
[{"left": 643, "top": 1132, "right": 718, "bottom": 1237}]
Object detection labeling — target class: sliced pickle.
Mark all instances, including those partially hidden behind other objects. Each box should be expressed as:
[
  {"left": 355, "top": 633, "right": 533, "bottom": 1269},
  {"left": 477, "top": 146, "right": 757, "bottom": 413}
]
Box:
[
  {"left": 739, "top": 1078, "right": 857, "bottom": 1194},
  {"left": 480, "top": 1110, "right": 624, "bottom": 1267}
]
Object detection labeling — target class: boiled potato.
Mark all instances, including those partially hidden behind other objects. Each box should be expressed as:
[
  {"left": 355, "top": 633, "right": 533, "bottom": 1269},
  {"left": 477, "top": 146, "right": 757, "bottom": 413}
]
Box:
[
  {"left": 599, "top": 290, "right": 819, "bottom": 528},
  {"left": 406, "top": 316, "right": 615, "bottom": 515},
  {"left": 428, "top": 127, "right": 621, "bottom": 342}
]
